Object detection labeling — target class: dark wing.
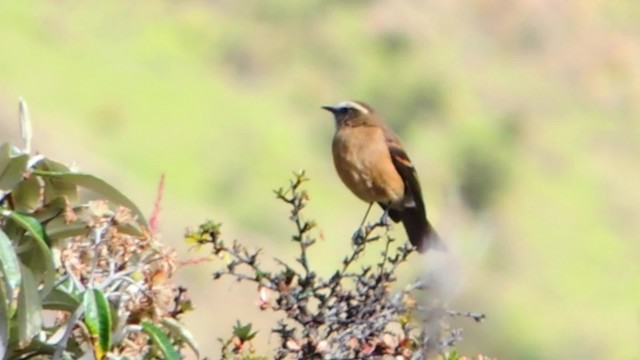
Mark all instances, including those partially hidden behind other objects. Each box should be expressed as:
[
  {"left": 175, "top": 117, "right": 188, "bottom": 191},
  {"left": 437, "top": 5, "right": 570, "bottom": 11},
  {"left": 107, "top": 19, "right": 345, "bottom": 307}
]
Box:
[
  {"left": 380, "top": 127, "right": 445, "bottom": 252},
  {"left": 383, "top": 128, "right": 426, "bottom": 218}
]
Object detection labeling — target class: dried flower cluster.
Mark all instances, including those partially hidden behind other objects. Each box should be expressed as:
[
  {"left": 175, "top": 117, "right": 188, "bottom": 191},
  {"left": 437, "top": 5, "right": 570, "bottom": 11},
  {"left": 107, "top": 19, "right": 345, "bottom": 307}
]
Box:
[
  {"left": 54, "top": 199, "right": 194, "bottom": 358},
  {"left": 188, "top": 171, "right": 484, "bottom": 359},
  {"left": 1, "top": 118, "right": 197, "bottom": 359}
]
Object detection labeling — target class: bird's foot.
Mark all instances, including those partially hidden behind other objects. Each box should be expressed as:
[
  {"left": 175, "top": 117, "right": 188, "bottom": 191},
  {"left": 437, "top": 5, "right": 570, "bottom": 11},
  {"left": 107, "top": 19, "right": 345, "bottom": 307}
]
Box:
[
  {"left": 380, "top": 211, "right": 391, "bottom": 227},
  {"left": 351, "top": 226, "right": 366, "bottom": 246}
]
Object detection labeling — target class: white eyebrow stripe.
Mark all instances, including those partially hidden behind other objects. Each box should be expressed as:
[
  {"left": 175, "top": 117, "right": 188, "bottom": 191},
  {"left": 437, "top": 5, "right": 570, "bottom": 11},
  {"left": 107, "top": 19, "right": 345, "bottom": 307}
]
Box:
[{"left": 334, "top": 100, "right": 370, "bottom": 114}]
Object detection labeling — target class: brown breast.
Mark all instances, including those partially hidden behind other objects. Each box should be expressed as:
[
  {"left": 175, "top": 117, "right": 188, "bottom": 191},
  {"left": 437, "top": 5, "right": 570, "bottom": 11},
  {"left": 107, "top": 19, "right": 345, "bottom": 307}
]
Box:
[{"left": 332, "top": 125, "right": 405, "bottom": 206}]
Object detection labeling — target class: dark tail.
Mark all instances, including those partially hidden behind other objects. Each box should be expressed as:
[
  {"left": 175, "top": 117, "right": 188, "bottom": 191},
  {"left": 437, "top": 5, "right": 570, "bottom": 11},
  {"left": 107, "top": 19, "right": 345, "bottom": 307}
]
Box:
[{"left": 399, "top": 207, "right": 446, "bottom": 253}]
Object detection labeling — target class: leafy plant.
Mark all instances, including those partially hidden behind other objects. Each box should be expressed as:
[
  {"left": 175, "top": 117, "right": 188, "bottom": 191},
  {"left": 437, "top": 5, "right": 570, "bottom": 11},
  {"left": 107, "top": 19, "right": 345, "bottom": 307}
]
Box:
[{"left": 0, "top": 100, "right": 198, "bottom": 359}]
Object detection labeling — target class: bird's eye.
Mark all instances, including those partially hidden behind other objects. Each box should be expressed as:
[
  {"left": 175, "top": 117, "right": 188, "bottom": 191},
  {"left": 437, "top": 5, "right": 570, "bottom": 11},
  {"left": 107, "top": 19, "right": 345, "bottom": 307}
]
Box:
[{"left": 336, "top": 107, "right": 350, "bottom": 115}]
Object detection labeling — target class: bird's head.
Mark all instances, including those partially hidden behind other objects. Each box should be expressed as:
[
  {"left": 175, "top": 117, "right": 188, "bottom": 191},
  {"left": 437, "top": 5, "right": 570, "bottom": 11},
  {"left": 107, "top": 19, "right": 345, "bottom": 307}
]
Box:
[{"left": 322, "top": 100, "right": 377, "bottom": 128}]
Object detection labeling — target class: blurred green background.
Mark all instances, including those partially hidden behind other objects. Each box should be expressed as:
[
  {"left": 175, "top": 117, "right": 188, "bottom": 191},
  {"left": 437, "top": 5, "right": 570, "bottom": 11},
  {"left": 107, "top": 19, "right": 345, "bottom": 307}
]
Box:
[{"left": 1, "top": 1, "right": 639, "bottom": 358}]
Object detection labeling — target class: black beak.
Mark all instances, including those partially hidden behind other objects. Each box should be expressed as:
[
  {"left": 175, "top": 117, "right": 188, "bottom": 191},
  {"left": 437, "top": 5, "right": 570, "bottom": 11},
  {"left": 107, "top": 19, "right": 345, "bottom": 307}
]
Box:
[{"left": 321, "top": 105, "right": 336, "bottom": 114}]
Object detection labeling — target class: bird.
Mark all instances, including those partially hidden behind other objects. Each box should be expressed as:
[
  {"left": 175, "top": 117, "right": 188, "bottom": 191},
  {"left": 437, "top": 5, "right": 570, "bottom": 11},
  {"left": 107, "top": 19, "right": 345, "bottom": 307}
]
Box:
[{"left": 322, "top": 100, "right": 445, "bottom": 253}]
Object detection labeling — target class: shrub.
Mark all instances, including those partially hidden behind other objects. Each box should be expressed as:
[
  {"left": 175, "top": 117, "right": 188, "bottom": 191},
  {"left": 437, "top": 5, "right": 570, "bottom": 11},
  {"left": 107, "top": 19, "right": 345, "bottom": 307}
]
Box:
[
  {"left": 190, "top": 171, "right": 485, "bottom": 359},
  {"left": 0, "top": 101, "right": 196, "bottom": 359}
]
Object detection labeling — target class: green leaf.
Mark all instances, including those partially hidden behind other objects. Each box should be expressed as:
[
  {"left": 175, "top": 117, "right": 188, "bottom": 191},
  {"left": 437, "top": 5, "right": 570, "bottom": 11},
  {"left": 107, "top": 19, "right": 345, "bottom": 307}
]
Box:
[
  {"left": 233, "top": 320, "right": 257, "bottom": 341},
  {"left": 116, "top": 220, "right": 145, "bottom": 237},
  {"left": 142, "top": 321, "right": 180, "bottom": 360},
  {"left": 33, "top": 171, "right": 148, "bottom": 228},
  {"left": 82, "top": 288, "right": 111, "bottom": 359},
  {"left": 11, "top": 175, "right": 41, "bottom": 212},
  {"left": 161, "top": 318, "right": 200, "bottom": 359},
  {"left": 45, "top": 212, "right": 91, "bottom": 241},
  {"left": 16, "top": 264, "right": 43, "bottom": 348},
  {"left": 42, "top": 288, "right": 80, "bottom": 312},
  {"left": 4, "top": 338, "right": 57, "bottom": 359},
  {"left": 7, "top": 211, "right": 48, "bottom": 245},
  {"left": 0, "top": 276, "right": 9, "bottom": 360},
  {"left": 0, "top": 229, "right": 21, "bottom": 319},
  {"left": 0, "top": 144, "right": 28, "bottom": 192},
  {"left": 0, "top": 229, "right": 21, "bottom": 299},
  {"left": 35, "top": 158, "right": 78, "bottom": 203},
  {"left": 5, "top": 211, "right": 56, "bottom": 297},
  {"left": 445, "top": 351, "right": 460, "bottom": 360},
  {"left": 31, "top": 196, "right": 66, "bottom": 224},
  {"left": 0, "top": 144, "right": 15, "bottom": 177}
]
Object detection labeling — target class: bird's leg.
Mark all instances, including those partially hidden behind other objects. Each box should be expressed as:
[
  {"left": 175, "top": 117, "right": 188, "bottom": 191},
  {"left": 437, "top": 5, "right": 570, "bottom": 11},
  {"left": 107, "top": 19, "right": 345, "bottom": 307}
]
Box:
[
  {"left": 380, "top": 206, "right": 391, "bottom": 227},
  {"left": 352, "top": 202, "right": 374, "bottom": 245},
  {"left": 358, "top": 202, "right": 374, "bottom": 229}
]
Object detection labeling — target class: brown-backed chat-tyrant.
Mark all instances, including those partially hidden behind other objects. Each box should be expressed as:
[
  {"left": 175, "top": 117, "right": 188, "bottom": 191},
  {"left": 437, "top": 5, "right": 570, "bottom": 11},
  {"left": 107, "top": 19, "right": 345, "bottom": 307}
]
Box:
[{"left": 322, "top": 100, "right": 445, "bottom": 253}]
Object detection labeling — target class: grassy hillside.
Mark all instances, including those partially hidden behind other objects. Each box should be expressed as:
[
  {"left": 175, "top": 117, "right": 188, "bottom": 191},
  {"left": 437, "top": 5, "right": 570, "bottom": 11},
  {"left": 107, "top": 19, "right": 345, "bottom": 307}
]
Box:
[{"left": 1, "top": 1, "right": 639, "bottom": 358}]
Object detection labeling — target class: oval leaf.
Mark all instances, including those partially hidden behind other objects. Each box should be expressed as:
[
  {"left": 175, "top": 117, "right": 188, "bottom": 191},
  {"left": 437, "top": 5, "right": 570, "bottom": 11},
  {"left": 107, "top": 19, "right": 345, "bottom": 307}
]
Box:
[
  {"left": 0, "top": 276, "right": 8, "bottom": 360},
  {"left": 45, "top": 216, "right": 91, "bottom": 242},
  {"left": 82, "top": 288, "right": 111, "bottom": 359},
  {"left": 142, "top": 321, "right": 180, "bottom": 360},
  {"left": 16, "top": 264, "right": 43, "bottom": 348},
  {"left": 42, "top": 288, "right": 80, "bottom": 312},
  {"left": 0, "top": 230, "right": 21, "bottom": 320},
  {"left": 44, "top": 205, "right": 96, "bottom": 243},
  {"left": 161, "top": 318, "right": 200, "bottom": 359},
  {"left": 0, "top": 229, "right": 21, "bottom": 302},
  {"left": 6, "top": 211, "right": 48, "bottom": 245},
  {"left": 0, "top": 144, "right": 14, "bottom": 175},
  {"left": 31, "top": 196, "right": 66, "bottom": 224},
  {"left": 5, "top": 211, "right": 56, "bottom": 297},
  {"left": 35, "top": 159, "right": 78, "bottom": 203},
  {"left": 4, "top": 338, "right": 57, "bottom": 359},
  {"left": 33, "top": 171, "right": 148, "bottom": 228},
  {"left": 11, "top": 175, "right": 41, "bottom": 213},
  {"left": 115, "top": 220, "right": 144, "bottom": 237},
  {"left": 0, "top": 144, "right": 28, "bottom": 192}
]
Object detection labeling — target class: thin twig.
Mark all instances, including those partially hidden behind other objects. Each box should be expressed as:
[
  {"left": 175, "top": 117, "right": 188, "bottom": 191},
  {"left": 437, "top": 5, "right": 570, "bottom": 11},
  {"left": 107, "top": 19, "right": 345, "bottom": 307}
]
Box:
[{"left": 52, "top": 305, "right": 84, "bottom": 360}]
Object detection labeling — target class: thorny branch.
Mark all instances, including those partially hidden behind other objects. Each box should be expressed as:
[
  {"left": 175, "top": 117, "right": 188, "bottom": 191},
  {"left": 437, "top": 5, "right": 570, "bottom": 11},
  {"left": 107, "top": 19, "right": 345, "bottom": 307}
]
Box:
[{"left": 190, "top": 171, "right": 484, "bottom": 359}]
